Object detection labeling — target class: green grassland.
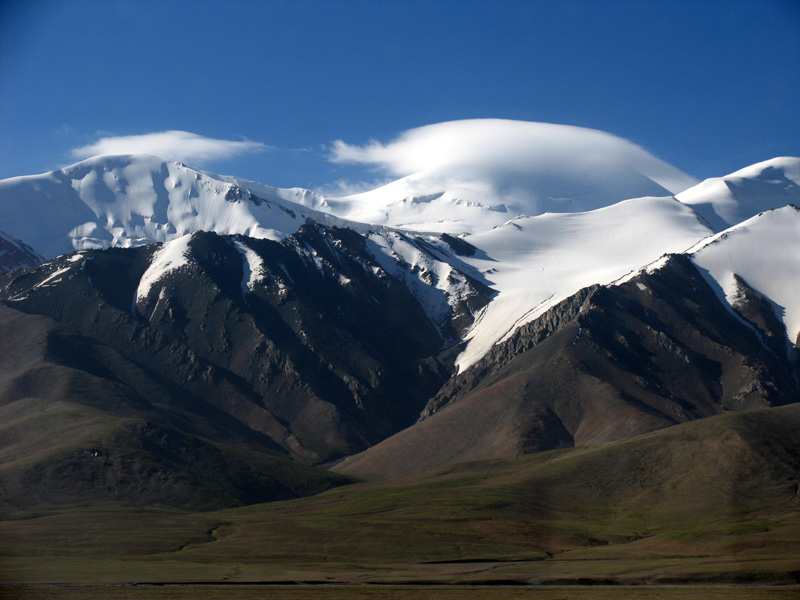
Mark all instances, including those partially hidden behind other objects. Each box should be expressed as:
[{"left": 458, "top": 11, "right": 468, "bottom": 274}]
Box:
[{"left": 2, "top": 405, "right": 800, "bottom": 593}]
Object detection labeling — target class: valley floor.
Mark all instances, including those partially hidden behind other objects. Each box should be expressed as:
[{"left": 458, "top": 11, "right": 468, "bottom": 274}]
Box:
[
  {"left": 2, "top": 406, "right": 799, "bottom": 594},
  {"left": 2, "top": 584, "right": 800, "bottom": 600}
]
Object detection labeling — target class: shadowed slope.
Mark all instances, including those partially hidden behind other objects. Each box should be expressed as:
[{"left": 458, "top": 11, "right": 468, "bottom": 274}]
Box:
[{"left": 0, "top": 305, "right": 351, "bottom": 512}]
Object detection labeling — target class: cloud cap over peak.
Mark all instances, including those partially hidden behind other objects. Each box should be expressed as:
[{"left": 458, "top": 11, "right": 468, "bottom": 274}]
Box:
[
  {"left": 329, "top": 119, "right": 697, "bottom": 195},
  {"left": 71, "top": 131, "right": 269, "bottom": 165}
]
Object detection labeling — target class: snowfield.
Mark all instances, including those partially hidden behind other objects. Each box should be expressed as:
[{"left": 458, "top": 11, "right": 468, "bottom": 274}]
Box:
[
  {"left": 688, "top": 205, "right": 800, "bottom": 352},
  {"left": 0, "top": 154, "right": 359, "bottom": 259},
  {"left": 676, "top": 157, "right": 800, "bottom": 231},
  {"left": 452, "top": 197, "right": 713, "bottom": 370}
]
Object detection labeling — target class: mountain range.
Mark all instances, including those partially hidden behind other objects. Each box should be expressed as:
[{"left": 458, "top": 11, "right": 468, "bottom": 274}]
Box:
[{"left": 1, "top": 120, "right": 799, "bottom": 512}]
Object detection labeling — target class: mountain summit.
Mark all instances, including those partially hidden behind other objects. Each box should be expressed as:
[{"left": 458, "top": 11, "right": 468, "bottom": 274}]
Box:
[
  {"left": 0, "top": 154, "right": 343, "bottom": 259},
  {"left": 325, "top": 119, "right": 700, "bottom": 233}
]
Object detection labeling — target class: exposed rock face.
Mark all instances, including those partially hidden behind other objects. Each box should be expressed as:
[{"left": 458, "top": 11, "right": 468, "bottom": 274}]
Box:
[
  {"left": 730, "top": 273, "right": 795, "bottom": 359},
  {"left": 334, "top": 255, "right": 799, "bottom": 479},
  {"left": 0, "top": 304, "right": 351, "bottom": 511},
  {"left": 3, "top": 224, "right": 798, "bottom": 499},
  {"left": 0, "top": 230, "right": 43, "bottom": 285},
  {"left": 433, "top": 254, "right": 797, "bottom": 416},
  {"left": 1, "top": 225, "right": 490, "bottom": 464}
]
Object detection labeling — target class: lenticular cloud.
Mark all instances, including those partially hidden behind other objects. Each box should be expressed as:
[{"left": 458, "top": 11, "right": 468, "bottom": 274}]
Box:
[
  {"left": 71, "top": 131, "right": 269, "bottom": 165},
  {"left": 329, "top": 119, "right": 697, "bottom": 195}
]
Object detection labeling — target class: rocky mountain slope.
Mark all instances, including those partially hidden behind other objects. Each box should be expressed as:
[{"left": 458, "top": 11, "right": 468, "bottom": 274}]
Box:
[
  {"left": 335, "top": 250, "right": 799, "bottom": 479},
  {"left": 1, "top": 224, "right": 490, "bottom": 465},
  {"left": 1, "top": 124, "right": 799, "bottom": 507},
  {"left": 0, "top": 230, "right": 43, "bottom": 283},
  {"left": 0, "top": 304, "right": 352, "bottom": 511}
]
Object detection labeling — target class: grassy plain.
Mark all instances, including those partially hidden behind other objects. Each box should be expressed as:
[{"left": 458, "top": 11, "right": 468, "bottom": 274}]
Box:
[
  {"left": 2, "top": 405, "right": 799, "bottom": 593},
  {"left": 3, "top": 585, "right": 800, "bottom": 600}
]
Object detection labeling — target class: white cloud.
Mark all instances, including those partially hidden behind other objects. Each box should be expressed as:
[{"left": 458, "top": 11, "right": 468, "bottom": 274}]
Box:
[
  {"left": 71, "top": 130, "right": 269, "bottom": 164},
  {"left": 313, "top": 177, "right": 395, "bottom": 197},
  {"left": 328, "top": 119, "right": 697, "bottom": 194}
]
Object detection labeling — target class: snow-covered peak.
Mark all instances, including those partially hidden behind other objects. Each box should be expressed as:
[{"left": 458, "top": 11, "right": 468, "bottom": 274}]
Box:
[
  {"left": 2, "top": 142, "right": 798, "bottom": 377},
  {"left": 676, "top": 157, "right": 800, "bottom": 232},
  {"left": 0, "top": 154, "right": 350, "bottom": 259},
  {"left": 689, "top": 204, "right": 800, "bottom": 348},
  {"left": 324, "top": 119, "right": 699, "bottom": 234}
]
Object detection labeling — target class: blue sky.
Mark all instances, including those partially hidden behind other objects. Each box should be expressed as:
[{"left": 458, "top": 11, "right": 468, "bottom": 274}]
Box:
[{"left": 1, "top": 0, "right": 798, "bottom": 190}]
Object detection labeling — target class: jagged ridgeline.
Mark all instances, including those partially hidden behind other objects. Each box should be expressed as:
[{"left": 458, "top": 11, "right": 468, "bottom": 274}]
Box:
[{"left": 0, "top": 223, "right": 494, "bottom": 509}]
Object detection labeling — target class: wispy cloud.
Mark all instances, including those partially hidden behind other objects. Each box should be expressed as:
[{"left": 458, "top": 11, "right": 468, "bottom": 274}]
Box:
[
  {"left": 54, "top": 123, "right": 75, "bottom": 137},
  {"left": 313, "top": 177, "right": 395, "bottom": 197},
  {"left": 71, "top": 131, "right": 270, "bottom": 165}
]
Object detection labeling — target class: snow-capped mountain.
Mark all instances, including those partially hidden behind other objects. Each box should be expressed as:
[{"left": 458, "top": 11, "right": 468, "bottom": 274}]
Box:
[
  {"left": 3, "top": 143, "right": 798, "bottom": 373},
  {"left": 0, "top": 154, "right": 354, "bottom": 259},
  {"left": 0, "top": 223, "right": 491, "bottom": 465},
  {"left": 446, "top": 196, "right": 713, "bottom": 370},
  {"left": 0, "top": 120, "right": 704, "bottom": 261},
  {"left": 0, "top": 229, "right": 44, "bottom": 280},
  {"left": 689, "top": 204, "right": 800, "bottom": 351},
  {"left": 334, "top": 249, "right": 800, "bottom": 480},
  {"left": 323, "top": 119, "right": 700, "bottom": 234},
  {"left": 2, "top": 121, "right": 800, "bottom": 500},
  {"left": 677, "top": 157, "right": 800, "bottom": 231}
]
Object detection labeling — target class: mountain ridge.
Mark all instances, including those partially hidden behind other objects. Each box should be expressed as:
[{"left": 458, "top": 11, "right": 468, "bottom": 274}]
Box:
[
  {"left": 334, "top": 252, "right": 799, "bottom": 479},
  {"left": 1, "top": 143, "right": 799, "bottom": 511},
  {"left": 4, "top": 153, "right": 798, "bottom": 371}
]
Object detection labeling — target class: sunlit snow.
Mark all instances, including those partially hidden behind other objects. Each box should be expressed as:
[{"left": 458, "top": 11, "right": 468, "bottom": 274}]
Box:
[
  {"left": 689, "top": 205, "right": 800, "bottom": 351},
  {"left": 233, "top": 238, "right": 265, "bottom": 295},
  {"left": 135, "top": 233, "right": 192, "bottom": 311},
  {"left": 452, "top": 197, "right": 714, "bottom": 370},
  {"left": 677, "top": 157, "right": 800, "bottom": 231},
  {"left": 0, "top": 154, "right": 360, "bottom": 259},
  {"left": 325, "top": 119, "right": 700, "bottom": 233}
]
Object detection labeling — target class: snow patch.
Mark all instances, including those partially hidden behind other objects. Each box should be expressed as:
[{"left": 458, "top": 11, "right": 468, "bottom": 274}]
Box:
[
  {"left": 233, "top": 239, "right": 265, "bottom": 294},
  {"left": 33, "top": 266, "right": 72, "bottom": 289},
  {"left": 135, "top": 234, "right": 193, "bottom": 310}
]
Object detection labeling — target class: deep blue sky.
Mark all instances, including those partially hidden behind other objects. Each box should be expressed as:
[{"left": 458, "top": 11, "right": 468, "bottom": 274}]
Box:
[{"left": 1, "top": 0, "right": 798, "bottom": 189}]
